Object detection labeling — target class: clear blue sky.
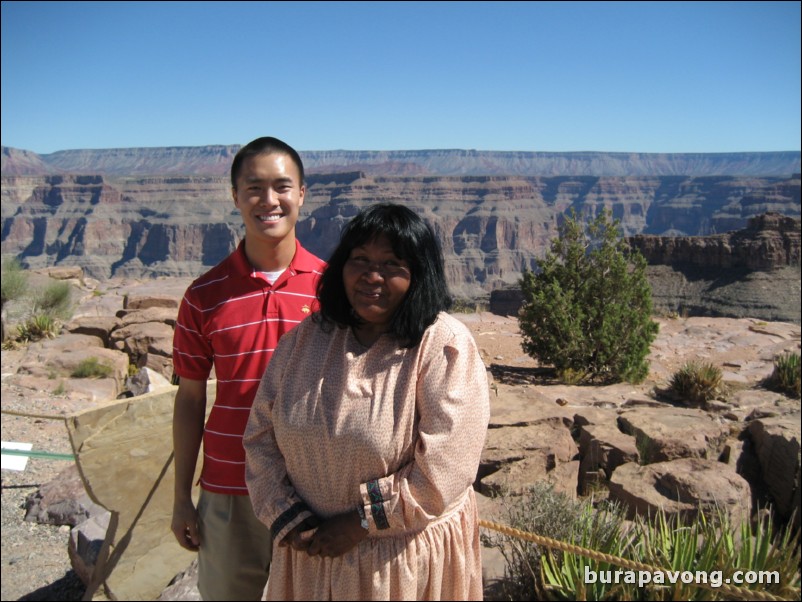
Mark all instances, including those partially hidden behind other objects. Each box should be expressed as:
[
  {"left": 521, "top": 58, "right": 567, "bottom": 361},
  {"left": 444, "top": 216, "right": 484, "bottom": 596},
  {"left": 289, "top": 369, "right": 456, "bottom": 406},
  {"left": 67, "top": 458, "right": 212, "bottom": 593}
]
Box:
[{"left": 2, "top": 1, "right": 800, "bottom": 154}]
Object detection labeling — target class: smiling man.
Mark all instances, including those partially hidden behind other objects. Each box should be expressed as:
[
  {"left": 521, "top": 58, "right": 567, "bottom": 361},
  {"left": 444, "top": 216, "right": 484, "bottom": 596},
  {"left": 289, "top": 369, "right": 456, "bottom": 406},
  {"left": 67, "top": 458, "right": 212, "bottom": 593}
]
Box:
[{"left": 170, "top": 137, "right": 326, "bottom": 600}]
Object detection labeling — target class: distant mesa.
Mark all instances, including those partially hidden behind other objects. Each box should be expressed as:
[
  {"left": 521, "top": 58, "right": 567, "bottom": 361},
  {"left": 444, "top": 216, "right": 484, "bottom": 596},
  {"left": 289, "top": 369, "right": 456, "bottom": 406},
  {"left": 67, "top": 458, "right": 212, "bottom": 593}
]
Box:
[{"left": 1, "top": 144, "right": 800, "bottom": 177}]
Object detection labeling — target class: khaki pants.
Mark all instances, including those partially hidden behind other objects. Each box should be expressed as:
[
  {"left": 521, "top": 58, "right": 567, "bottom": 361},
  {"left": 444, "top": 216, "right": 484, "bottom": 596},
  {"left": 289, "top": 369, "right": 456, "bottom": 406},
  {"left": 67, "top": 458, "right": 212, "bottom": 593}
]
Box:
[{"left": 197, "top": 490, "right": 272, "bottom": 601}]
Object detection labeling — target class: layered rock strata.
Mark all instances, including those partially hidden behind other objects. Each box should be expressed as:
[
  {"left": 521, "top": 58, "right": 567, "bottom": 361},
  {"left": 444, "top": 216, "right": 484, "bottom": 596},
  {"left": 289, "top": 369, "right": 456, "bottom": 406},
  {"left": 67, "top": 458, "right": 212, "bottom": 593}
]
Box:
[{"left": 2, "top": 173, "right": 799, "bottom": 306}]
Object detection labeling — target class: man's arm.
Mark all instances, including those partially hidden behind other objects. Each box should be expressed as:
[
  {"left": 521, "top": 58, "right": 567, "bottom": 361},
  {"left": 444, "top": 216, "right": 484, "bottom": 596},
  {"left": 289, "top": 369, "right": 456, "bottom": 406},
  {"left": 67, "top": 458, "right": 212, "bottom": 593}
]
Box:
[{"left": 171, "top": 377, "right": 207, "bottom": 551}]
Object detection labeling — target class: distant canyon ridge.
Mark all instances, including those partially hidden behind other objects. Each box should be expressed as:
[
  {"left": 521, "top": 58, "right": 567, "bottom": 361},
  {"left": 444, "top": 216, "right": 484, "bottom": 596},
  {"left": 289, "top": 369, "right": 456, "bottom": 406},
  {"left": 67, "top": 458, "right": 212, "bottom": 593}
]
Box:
[{"left": 1, "top": 146, "right": 800, "bottom": 321}]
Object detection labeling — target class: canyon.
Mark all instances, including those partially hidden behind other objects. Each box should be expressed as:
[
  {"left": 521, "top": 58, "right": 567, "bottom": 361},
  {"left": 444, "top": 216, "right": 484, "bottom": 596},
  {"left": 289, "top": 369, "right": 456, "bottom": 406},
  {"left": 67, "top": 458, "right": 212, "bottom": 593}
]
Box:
[{"left": 2, "top": 146, "right": 800, "bottom": 321}]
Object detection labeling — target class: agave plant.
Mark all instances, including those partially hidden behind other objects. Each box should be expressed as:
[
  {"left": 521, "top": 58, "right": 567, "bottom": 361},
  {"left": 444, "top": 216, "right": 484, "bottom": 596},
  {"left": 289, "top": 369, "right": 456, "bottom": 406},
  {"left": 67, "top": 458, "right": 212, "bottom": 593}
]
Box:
[
  {"left": 668, "top": 361, "right": 723, "bottom": 405},
  {"left": 764, "top": 352, "right": 801, "bottom": 399}
]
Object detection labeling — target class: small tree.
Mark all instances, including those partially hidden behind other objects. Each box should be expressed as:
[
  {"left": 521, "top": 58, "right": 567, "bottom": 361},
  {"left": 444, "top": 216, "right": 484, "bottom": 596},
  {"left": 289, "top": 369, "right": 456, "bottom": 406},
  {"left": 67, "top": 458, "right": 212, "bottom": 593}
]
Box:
[{"left": 518, "top": 209, "right": 658, "bottom": 384}]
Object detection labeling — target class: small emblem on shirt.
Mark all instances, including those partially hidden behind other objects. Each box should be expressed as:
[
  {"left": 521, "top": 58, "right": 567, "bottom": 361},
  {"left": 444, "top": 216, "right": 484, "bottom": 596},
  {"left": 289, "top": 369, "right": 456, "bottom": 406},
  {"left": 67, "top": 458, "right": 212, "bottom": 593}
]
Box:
[{"left": 302, "top": 305, "right": 311, "bottom": 314}]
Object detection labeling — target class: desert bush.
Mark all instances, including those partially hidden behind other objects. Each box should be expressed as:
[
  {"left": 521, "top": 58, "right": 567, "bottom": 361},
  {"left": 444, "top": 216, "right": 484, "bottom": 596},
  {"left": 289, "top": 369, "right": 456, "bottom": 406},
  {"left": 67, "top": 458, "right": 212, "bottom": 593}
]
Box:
[
  {"left": 33, "top": 280, "right": 72, "bottom": 318},
  {"left": 669, "top": 361, "right": 723, "bottom": 404},
  {"left": 1, "top": 258, "right": 28, "bottom": 306},
  {"left": 764, "top": 352, "right": 801, "bottom": 399},
  {"left": 518, "top": 209, "right": 658, "bottom": 384},
  {"left": 482, "top": 483, "right": 594, "bottom": 600},
  {"left": 71, "top": 357, "right": 113, "bottom": 379}
]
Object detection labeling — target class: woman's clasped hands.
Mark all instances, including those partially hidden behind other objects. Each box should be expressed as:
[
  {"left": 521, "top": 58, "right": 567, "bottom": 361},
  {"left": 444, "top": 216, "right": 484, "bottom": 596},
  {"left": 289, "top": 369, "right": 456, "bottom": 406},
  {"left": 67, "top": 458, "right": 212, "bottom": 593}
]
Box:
[{"left": 281, "top": 511, "right": 368, "bottom": 558}]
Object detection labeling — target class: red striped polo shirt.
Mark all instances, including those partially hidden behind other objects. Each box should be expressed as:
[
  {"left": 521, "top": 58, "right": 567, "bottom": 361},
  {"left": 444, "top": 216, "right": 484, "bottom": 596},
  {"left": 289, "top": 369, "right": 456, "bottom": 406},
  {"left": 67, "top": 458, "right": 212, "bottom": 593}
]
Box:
[{"left": 172, "top": 239, "right": 325, "bottom": 495}]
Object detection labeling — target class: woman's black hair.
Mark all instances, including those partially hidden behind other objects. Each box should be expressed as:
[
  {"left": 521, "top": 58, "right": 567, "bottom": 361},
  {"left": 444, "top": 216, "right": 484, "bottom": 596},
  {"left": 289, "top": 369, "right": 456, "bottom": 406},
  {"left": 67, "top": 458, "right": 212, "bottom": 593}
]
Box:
[{"left": 316, "top": 203, "right": 452, "bottom": 347}]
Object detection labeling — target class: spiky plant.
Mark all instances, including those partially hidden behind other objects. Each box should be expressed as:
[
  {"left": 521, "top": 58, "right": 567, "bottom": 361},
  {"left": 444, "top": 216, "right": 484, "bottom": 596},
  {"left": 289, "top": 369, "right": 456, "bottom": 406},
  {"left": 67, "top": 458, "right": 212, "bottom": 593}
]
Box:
[
  {"left": 764, "top": 352, "right": 800, "bottom": 399},
  {"left": 669, "top": 361, "right": 722, "bottom": 405}
]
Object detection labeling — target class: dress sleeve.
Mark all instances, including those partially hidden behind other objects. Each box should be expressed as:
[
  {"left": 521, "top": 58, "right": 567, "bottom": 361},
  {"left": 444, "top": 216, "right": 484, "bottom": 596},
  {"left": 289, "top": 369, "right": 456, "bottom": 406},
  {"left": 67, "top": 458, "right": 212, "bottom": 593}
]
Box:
[
  {"left": 358, "top": 320, "right": 491, "bottom": 531},
  {"left": 244, "top": 328, "right": 315, "bottom": 542}
]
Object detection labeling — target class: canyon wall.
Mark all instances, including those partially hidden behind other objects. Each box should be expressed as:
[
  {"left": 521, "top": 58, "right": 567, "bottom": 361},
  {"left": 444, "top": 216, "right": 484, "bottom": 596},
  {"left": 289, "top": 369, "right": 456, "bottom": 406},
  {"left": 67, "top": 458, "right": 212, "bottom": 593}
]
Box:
[{"left": 2, "top": 172, "right": 799, "bottom": 305}]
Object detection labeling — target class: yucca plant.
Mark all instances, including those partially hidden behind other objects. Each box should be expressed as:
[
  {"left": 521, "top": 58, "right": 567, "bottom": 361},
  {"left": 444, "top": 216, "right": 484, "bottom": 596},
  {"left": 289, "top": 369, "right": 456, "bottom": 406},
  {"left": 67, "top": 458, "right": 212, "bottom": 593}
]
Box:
[
  {"left": 523, "top": 501, "right": 801, "bottom": 601},
  {"left": 634, "top": 509, "right": 724, "bottom": 600},
  {"left": 16, "top": 314, "right": 59, "bottom": 342},
  {"left": 668, "top": 361, "right": 723, "bottom": 405},
  {"left": 720, "top": 510, "right": 801, "bottom": 600},
  {"left": 541, "top": 501, "right": 634, "bottom": 600},
  {"left": 764, "top": 352, "right": 801, "bottom": 399}
]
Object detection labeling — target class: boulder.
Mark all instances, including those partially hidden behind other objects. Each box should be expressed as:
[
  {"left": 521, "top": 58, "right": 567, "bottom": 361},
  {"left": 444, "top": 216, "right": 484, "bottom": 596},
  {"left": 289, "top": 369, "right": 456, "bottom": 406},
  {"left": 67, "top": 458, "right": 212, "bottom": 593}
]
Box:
[
  {"left": 608, "top": 458, "right": 751, "bottom": 527},
  {"left": 24, "top": 463, "right": 105, "bottom": 527},
  {"left": 577, "top": 423, "right": 639, "bottom": 494},
  {"left": 116, "top": 306, "right": 178, "bottom": 327},
  {"left": 109, "top": 321, "right": 174, "bottom": 366},
  {"left": 745, "top": 414, "right": 801, "bottom": 529},
  {"left": 480, "top": 421, "right": 579, "bottom": 498},
  {"left": 66, "top": 316, "right": 122, "bottom": 347},
  {"left": 124, "top": 295, "right": 180, "bottom": 310},
  {"left": 617, "top": 407, "right": 730, "bottom": 464}
]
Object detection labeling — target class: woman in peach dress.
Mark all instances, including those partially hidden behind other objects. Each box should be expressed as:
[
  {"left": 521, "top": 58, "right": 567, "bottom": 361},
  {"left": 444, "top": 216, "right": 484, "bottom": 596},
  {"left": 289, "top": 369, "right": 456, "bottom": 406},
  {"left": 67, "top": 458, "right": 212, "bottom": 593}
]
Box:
[{"left": 244, "top": 203, "right": 490, "bottom": 600}]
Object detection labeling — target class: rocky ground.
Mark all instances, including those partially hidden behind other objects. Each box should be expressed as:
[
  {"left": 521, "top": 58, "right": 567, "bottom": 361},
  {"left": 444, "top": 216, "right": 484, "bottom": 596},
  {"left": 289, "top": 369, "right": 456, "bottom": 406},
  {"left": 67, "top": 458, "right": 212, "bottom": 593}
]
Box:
[
  {"left": 2, "top": 279, "right": 800, "bottom": 600},
  {"left": 1, "top": 373, "right": 87, "bottom": 601}
]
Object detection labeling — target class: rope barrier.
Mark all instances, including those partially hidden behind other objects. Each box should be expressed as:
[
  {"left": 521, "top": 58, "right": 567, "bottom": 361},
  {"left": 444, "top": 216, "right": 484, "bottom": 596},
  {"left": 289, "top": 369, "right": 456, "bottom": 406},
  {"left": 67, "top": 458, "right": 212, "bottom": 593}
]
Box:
[
  {"left": 1, "top": 448, "right": 74, "bottom": 461},
  {"left": 1, "top": 409, "right": 74, "bottom": 461},
  {"left": 1, "top": 408, "right": 69, "bottom": 421},
  {"left": 479, "top": 519, "right": 798, "bottom": 602}
]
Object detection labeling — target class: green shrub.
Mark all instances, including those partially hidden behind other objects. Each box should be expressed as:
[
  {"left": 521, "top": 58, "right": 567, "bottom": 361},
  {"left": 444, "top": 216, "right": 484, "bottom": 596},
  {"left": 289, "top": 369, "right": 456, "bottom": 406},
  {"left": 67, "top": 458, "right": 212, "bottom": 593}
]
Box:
[
  {"left": 33, "top": 280, "right": 72, "bottom": 318},
  {"left": 669, "top": 361, "right": 723, "bottom": 404},
  {"left": 482, "top": 482, "right": 590, "bottom": 600},
  {"left": 518, "top": 209, "right": 659, "bottom": 384},
  {"left": 1, "top": 257, "right": 28, "bottom": 306},
  {"left": 71, "top": 357, "right": 113, "bottom": 379},
  {"left": 764, "top": 352, "right": 800, "bottom": 399}
]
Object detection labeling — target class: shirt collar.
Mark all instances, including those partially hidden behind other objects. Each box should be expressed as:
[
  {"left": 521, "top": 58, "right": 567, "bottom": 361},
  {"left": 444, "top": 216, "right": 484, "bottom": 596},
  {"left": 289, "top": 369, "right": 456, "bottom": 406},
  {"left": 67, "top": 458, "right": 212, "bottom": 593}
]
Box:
[{"left": 232, "top": 239, "right": 323, "bottom": 278}]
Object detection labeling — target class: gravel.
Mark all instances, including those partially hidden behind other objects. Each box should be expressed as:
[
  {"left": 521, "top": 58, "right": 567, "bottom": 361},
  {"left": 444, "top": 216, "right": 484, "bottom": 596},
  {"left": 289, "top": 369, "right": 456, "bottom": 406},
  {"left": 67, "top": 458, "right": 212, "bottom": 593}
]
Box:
[{"left": 1, "top": 362, "right": 87, "bottom": 601}]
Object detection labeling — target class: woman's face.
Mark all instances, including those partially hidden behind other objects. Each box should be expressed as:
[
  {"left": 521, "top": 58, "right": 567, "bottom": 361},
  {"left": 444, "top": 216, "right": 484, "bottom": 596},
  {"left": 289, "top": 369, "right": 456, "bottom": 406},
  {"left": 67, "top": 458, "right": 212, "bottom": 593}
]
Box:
[{"left": 343, "top": 235, "right": 411, "bottom": 334}]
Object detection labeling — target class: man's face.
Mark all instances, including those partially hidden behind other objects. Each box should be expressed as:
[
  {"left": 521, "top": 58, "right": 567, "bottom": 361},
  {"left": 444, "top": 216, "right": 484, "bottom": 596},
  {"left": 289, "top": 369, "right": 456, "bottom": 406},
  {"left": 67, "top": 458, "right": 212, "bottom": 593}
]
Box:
[{"left": 232, "top": 152, "right": 305, "bottom": 244}]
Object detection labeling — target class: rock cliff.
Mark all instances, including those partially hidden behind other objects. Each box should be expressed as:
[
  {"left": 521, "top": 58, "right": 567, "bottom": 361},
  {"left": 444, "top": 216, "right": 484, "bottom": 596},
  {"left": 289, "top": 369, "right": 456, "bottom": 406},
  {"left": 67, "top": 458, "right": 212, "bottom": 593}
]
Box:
[
  {"left": 630, "top": 212, "right": 801, "bottom": 270},
  {"left": 2, "top": 173, "right": 800, "bottom": 309}
]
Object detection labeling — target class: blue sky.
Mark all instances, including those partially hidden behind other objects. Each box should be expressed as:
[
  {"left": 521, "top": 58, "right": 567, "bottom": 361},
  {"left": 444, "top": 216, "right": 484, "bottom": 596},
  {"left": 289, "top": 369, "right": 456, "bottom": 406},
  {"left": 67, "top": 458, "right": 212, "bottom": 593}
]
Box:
[{"left": 2, "top": 1, "right": 800, "bottom": 154}]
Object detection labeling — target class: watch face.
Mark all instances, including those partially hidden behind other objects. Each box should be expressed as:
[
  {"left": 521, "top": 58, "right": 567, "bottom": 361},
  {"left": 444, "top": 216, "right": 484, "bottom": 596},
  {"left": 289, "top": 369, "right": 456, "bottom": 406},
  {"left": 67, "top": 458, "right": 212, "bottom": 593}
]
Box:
[{"left": 360, "top": 518, "right": 370, "bottom": 530}]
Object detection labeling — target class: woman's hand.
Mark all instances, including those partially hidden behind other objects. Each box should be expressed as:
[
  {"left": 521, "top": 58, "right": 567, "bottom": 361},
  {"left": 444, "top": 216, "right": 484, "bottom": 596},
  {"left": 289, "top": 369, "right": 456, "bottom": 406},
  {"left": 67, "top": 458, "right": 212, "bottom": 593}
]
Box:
[
  {"left": 280, "top": 515, "right": 321, "bottom": 552},
  {"left": 306, "top": 511, "right": 368, "bottom": 558}
]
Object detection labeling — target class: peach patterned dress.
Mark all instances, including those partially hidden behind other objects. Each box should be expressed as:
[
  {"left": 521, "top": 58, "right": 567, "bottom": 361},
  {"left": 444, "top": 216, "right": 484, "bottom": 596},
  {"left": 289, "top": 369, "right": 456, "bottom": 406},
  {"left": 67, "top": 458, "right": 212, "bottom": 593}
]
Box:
[{"left": 244, "top": 312, "right": 490, "bottom": 601}]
